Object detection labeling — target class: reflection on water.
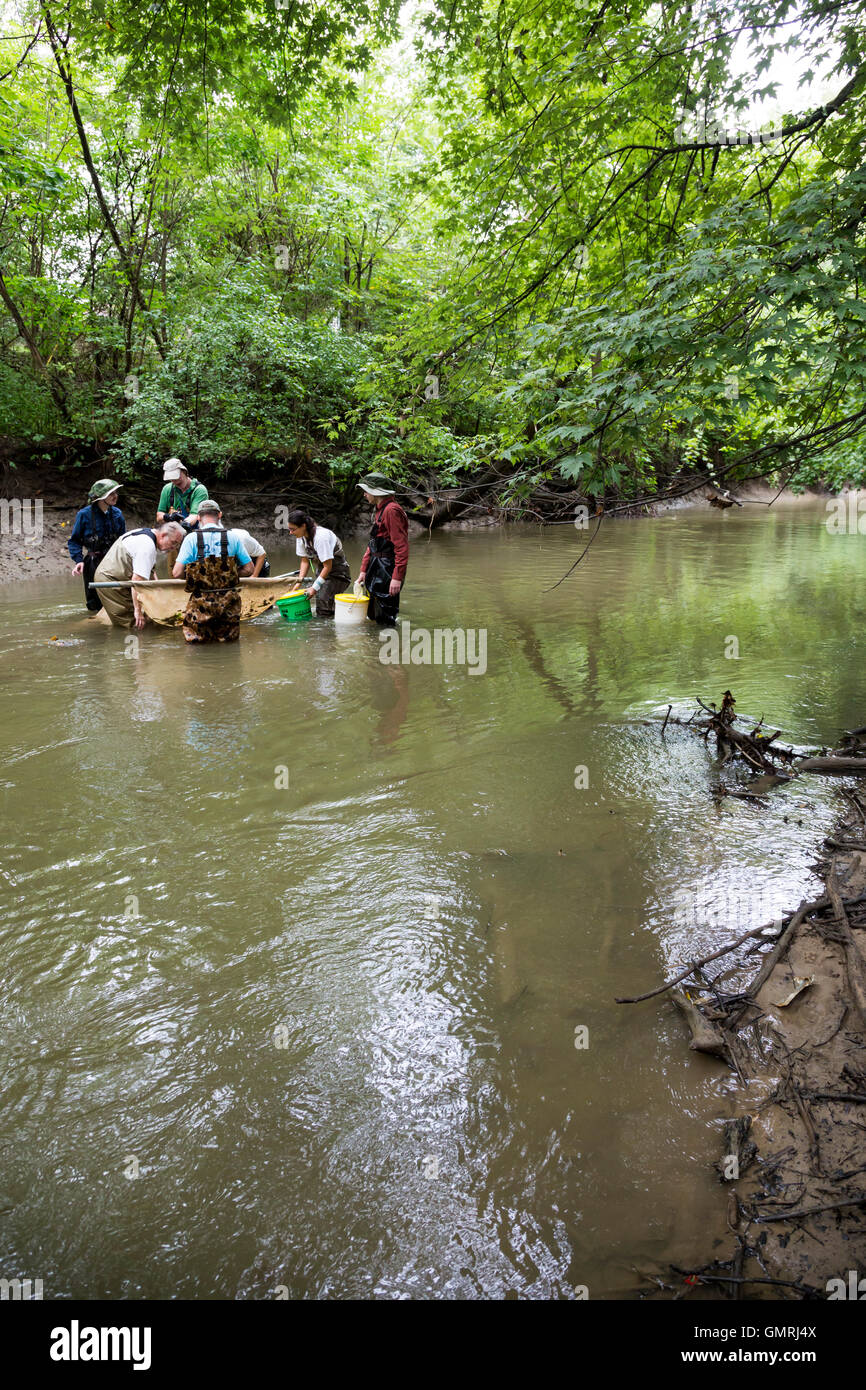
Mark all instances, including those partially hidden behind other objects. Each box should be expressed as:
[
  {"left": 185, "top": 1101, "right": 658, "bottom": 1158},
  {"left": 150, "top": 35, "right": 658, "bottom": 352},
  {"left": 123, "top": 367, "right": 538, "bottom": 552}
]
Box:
[{"left": 1, "top": 498, "right": 864, "bottom": 1298}]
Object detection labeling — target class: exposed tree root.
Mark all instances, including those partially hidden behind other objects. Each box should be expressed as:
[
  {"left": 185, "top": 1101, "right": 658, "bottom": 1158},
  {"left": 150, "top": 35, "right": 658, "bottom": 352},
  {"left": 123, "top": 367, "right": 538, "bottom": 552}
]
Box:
[{"left": 629, "top": 696, "right": 866, "bottom": 1299}]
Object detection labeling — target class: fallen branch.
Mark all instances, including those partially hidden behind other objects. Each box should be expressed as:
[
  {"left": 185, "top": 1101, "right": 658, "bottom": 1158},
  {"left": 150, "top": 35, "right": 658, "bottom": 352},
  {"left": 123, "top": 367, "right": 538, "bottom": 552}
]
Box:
[
  {"left": 671, "top": 989, "right": 730, "bottom": 1058},
  {"left": 753, "top": 1194, "right": 866, "bottom": 1223},
  {"left": 782, "top": 1059, "right": 821, "bottom": 1175},
  {"left": 712, "top": 786, "right": 769, "bottom": 805},
  {"left": 674, "top": 1271, "right": 820, "bottom": 1294},
  {"left": 827, "top": 869, "right": 866, "bottom": 1031},
  {"left": 668, "top": 690, "right": 796, "bottom": 776},
  {"left": 797, "top": 756, "right": 866, "bottom": 774},
  {"left": 738, "top": 897, "right": 825, "bottom": 1005},
  {"left": 840, "top": 788, "right": 866, "bottom": 827},
  {"left": 615, "top": 919, "right": 782, "bottom": 1004},
  {"left": 618, "top": 893, "right": 866, "bottom": 1007},
  {"left": 809, "top": 1091, "right": 866, "bottom": 1103},
  {"left": 717, "top": 1116, "right": 756, "bottom": 1181}
]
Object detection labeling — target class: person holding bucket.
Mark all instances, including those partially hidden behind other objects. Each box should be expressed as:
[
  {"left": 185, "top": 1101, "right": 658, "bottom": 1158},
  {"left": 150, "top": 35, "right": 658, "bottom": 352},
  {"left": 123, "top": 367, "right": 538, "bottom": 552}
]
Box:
[
  {"left": 286, "top": 510, "right": 351, "bottom": 618},
  {"left": 356, "top": 474, "right": 409, "bottom": 626}
]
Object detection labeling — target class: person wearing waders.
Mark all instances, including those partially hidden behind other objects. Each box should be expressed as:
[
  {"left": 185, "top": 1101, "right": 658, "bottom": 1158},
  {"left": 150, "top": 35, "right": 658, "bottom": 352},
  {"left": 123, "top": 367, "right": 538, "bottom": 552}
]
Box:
[
  {"left": 68, "top": 479, "right": 126, "bottom": 612},
  {"left": 156, "top": 458, "right": 209, "bottom": 529},
  {"left": 355, "top": 474, "right": 409, "bottom": 627},
  {"left": 171, "top": 501, "right": 254, "bottom": 643},
  {"left": 156, "top": 458, "right": 209, "bottom": 573},
  {"left": 286, "top": 509, "right": 351, "bottom": 617},
  {"left": 93, "top": 521, "right": 186, "bottom": 628}
]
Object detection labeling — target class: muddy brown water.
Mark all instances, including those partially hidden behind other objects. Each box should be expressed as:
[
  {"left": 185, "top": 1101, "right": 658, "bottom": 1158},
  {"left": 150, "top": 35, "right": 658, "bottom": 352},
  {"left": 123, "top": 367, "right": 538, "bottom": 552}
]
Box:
[{"left": 1, "top": 498, "right": 864, "bottom": 1299}]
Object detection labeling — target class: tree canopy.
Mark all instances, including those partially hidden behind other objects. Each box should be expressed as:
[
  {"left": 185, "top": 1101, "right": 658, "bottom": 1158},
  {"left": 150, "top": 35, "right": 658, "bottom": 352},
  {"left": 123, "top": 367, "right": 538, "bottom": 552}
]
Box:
[{"left": 1, "top": 0, "right": 865, "bottom": 505}]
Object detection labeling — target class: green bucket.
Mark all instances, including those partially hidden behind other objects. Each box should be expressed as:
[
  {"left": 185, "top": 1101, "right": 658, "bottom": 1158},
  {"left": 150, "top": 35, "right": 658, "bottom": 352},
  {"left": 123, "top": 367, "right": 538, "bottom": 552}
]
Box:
[{"left": 275, "top": 590, "right": 312, "bottom": 622}]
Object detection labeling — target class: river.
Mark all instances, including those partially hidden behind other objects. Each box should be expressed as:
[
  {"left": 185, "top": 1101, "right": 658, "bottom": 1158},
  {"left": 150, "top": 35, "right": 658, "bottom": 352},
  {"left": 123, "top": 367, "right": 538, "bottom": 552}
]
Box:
[{"left": 1, "top": 496, "right": 864, "bottom": 1298}]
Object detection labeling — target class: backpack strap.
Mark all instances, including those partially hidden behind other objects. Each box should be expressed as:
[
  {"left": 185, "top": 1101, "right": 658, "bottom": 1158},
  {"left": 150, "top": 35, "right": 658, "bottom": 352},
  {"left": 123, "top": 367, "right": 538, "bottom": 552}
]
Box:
[
  {"left": 195, "top": 526, "right": 228, "bottom": 560},
  {"left": 169, "top": 481, "right": 195, "bottom": 516}
]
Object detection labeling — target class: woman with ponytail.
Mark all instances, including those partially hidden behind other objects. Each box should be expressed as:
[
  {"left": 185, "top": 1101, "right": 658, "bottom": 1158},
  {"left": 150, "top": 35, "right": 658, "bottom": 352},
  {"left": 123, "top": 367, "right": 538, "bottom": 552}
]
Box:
[{"left": 286, "top": 510, "right": 352, "bottom": 617}]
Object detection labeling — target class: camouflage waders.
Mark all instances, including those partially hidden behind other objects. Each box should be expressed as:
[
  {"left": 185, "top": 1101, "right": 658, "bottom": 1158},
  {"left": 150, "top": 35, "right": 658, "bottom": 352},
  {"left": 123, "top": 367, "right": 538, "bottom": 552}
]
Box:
[{"left": 182, "top": 529, "right": 242, "bottom": 643}]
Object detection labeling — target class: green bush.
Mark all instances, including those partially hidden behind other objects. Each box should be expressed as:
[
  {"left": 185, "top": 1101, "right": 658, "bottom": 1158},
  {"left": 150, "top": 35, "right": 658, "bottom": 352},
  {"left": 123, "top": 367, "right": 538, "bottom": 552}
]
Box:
[
  {"left": 114, "top": 280, "right": 372, "bottom": 475},
  {"left": 0, "top": 361, "right": 63, "bottom": 438}
]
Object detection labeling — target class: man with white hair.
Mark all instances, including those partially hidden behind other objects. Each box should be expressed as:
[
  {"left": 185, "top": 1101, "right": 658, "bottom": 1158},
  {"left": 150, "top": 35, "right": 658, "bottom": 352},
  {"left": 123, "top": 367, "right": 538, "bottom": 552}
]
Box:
[{"left": 93, "top": 522, "right": 186, "bottom": 629}]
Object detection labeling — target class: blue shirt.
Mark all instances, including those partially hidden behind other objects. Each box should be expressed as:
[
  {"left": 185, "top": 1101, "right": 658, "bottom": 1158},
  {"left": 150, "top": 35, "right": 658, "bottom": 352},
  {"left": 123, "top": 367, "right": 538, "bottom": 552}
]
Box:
[
  {"left": 176, "top": 527, "right": 252, "bottom": 567},
  {"left": 67, "top": 503, "right": 125, "bottom": 562}
]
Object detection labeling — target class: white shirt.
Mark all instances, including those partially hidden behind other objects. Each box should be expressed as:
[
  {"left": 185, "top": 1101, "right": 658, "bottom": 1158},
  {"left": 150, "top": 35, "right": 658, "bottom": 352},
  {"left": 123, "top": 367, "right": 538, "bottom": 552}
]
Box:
[
  {"left": 122, "top": 532, "right": 157, "bottom": 577},
  {"left": 229, "top": 528, "right": 265, "bottom": 558},
  {"left": 295, "top": 526, "right": 339, "bottom": 562}
]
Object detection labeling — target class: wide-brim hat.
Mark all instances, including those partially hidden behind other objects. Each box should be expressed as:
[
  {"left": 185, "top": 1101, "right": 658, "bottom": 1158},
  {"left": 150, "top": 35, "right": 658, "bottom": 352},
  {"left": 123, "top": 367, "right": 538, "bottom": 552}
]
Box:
[
  {"left": 163, "top": 457, "right": 185, "bottom": 480},
  {"left": 357, "top": 473, "right": 396, "bottom": 496},
  {"left": 88, "top": 478, "right": 122, "bottom": 501}
]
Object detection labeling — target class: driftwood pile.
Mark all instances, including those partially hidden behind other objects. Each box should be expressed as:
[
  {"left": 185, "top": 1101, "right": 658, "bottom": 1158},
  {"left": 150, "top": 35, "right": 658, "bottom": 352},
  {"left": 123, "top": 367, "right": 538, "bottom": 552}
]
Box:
[
  {"left": 621, "top": 691, "right": 866, "bottom": 1040},
  {"left": 660, "top": 689, "right": 866, "bottom": 781},
  {"left": 623, "top": 694, "right": 866, "bottom": 1298},
  {"left": 616, "top": 888, "right": 866, "bottom": 1055},
  {"left": 799, "top": 719, "right": 866, "bottom": 775}
]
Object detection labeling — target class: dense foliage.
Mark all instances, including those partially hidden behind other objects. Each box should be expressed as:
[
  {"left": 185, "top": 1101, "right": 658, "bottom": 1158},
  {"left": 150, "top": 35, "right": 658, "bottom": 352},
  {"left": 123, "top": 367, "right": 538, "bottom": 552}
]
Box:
[{"left": 1, "top": 0, "right": 865, "bottom": 501}]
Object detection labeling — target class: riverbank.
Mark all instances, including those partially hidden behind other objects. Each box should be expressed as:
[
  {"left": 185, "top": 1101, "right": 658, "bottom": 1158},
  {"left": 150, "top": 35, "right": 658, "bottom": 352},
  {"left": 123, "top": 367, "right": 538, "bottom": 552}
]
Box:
[
  {"left": 643, "top": 726, "right": 866, "bottom": 1300},
  {"left": 0, "top": 462, "right": 381, "bottom": 586},
  {"left": 0, "top": 461, "right": 834, "bottom": 586}
]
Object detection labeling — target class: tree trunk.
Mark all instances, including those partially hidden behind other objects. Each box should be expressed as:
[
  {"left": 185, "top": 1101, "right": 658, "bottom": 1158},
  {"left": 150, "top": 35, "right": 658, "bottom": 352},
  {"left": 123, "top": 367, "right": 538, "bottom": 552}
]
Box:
[
  {"left": 41, "top": 1, "right": 167, "bottom": 360},
  {"left": 0, "top": 268, "right": 70, "bottom": 421}
]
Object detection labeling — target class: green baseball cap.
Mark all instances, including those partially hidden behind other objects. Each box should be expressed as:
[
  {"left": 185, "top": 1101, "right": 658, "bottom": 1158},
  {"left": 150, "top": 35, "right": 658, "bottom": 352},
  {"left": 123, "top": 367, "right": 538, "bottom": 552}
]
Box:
[
  {"left": 357, "top": 473, "right": 397, "bottom": 496},
  {"left": 88, "top": 478, "right": 123, "bottom": 501}
]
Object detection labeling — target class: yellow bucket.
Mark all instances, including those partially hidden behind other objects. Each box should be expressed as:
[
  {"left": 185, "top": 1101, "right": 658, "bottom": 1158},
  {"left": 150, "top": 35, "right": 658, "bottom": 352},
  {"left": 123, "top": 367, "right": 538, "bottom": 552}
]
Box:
[{"left": 334, "top": 592, "right": 369, "bottom": 625}]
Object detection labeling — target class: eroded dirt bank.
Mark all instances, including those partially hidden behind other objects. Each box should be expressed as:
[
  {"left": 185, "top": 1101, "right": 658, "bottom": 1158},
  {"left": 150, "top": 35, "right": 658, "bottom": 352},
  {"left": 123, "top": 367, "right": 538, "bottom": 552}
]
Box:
[
  {"left": 637, "top": 721, "right": 866, "bottom": 1300},
  {"left": 0, "top": 463, "right": 833, "bottom": 586},
  {"left": 735, "top": 827, "right": 866, "bottom": 1297},
  {"left": 0, "top": 463, "right": 374, "bottom": 586}
]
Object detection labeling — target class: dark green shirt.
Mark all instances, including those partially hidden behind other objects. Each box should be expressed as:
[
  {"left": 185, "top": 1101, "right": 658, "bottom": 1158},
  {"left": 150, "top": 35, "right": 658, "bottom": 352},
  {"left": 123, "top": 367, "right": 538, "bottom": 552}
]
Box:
[{"left": 157, "top": 478, "right": 208, "bottom": 517}]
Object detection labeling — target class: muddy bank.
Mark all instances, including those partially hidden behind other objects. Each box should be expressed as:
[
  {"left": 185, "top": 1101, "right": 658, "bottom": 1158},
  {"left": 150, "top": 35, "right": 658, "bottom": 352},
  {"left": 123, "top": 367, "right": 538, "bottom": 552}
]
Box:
[
  {"left": 633, "top": 716, "right": 866, "bottom": 1299},
  {"left": 732, "top": 828, "right": 866, "bottom": 1298},
  {"left": 0, "top": 461, "right": 834, "bottom": 586},
  {"left": 0, "top": 463, "right": 384, "bottom": 586}
]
